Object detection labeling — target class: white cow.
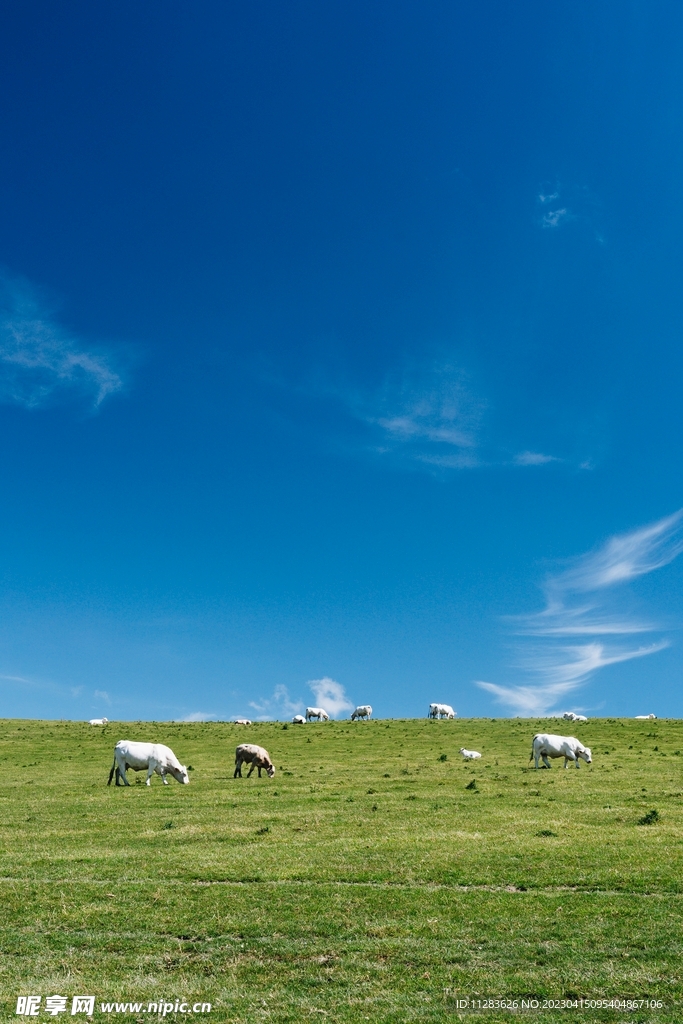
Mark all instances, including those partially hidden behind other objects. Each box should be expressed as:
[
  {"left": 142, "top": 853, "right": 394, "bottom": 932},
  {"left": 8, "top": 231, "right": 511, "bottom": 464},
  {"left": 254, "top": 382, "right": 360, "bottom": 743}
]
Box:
[
  {"left": 429, "top": 703, "right": 456, "bottom": 719},
  {"left": 292, "top": 714, "right": 306, "bottom": 724},
  {"left": 530, "top": 733, "right": 592, "bottom": 770},
  {"left": 234, "top": 743, "right": 275, "bottom": 778},
  {"left": 89, "top": 718, "right": 109, "bottom": 726},
  {"left": 306, "top": 707, "right": 329, "bottom": 721},
  {"left": 234, "top": 719, "right": 252, "bottom": 725},
  {"left": 562, "top": 712, "right": 587, "bottom": 723},
  {"left": 573, "top": 714, "right": 587, "bottom": 723},
  {"left": 108, "top": 740, "right": 190, "bottom": 787},
  {"left": 635, "top": 714, "right": 657, "bottom": 720},
  {"left": 351, "top": 705, "right": 372, "bottom": 720},
  {"left": 460, "top": 748, "right": 481, "bottom": 760}
]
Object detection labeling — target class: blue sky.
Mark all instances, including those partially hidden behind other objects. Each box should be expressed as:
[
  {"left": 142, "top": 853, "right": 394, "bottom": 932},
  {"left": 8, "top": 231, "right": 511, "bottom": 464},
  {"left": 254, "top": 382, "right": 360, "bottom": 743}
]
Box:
[{"left": 1, "top": 1, "right": 683, "bottom": 721}]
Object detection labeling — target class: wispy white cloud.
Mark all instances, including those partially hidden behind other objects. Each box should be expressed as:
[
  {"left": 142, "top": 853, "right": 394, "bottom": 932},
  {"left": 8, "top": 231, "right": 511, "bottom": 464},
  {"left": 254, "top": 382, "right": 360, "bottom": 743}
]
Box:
[
  {"left": 342, "top": 362, "right": 569, "bottom": 474},
  {"left": 478, "top": 512, "right": 683, "bottom": 715},
  {"left": 547, "top": 510, "right": 683, "bottom": 597},
  {"left": 181, "top": 711, "right": 217, "bottom": 722},
  {"left": 541, "top": 207, "right": 570, "bottom": 229},
  {"left": 94, "top": 689, "right": 112, "bottom": 705},
  {"left": 347, "top": 362, "right": 485, "bottom": 470},
  {"left": 0, "top": 273, "right": 122, "bottom": 409},
  {"left": 536, "top": 182, "right": 603, "bottom": 237},
  {"left": 308, "top": 676, "right": 354, "bottom": 718},
  {"left": 248, "top": 683, "right": 303, "bottom": 721},
  {"left": 513, "top": 451, "right": 558, "bottom": 466},
  {"left": 0, "top": 672, "right": 33, "bottom": 684}
]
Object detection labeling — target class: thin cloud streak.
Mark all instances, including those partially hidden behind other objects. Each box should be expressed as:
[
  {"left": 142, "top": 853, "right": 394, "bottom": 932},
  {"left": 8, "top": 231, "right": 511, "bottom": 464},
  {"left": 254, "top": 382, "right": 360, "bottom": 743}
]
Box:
[
  {"left": 514, "top": 451, "right": 558, "bottom": 466},
  {"left": 0, "top": 273, "right": 122, "bottom": 409},
  {"left": 358, "top": 363, "right": 483, "bottom": 468},
  {"left": 479, "top": 512, "right": 683, "bottom": 715},
  {"left": 342, "top": 362, "right": 564, "bottom": 474}
]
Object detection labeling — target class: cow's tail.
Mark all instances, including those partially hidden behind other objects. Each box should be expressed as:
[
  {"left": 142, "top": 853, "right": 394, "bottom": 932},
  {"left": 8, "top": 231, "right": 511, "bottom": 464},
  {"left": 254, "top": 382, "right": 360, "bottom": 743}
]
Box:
[{"left": 107, "top": 759, "right": 117, "bottom": 786}]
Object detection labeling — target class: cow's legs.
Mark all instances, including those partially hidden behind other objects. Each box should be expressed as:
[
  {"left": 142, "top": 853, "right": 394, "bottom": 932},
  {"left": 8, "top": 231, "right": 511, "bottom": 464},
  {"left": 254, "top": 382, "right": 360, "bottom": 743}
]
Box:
[
  {"left": 107, "top": 760, "right": 117, "bottom": 786},
  {"left": 257, "top": 765, "right": 262, "bottom": 777},
  {"left": 115, "top": 753, "right": 131, "bottom": 785},
  {"left": 247, "top": 762, "right": 255, "bottom": 777},
  {"left": 541, "top": 754, "right": 551, "bottom": 768},
  {"left": 146, "top": 759, "right": 158, "bottom": 786},
  {"left": 234, "top": 759, "right": 242, "bottom": 777}
]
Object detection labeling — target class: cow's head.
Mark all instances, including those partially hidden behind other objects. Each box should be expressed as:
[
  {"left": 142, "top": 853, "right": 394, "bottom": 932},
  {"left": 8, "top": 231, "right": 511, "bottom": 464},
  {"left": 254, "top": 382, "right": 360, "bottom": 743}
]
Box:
[
  {"left": 266, "top": 763, "right": 276, "bottom": 778},
  {"left": 578, "top": 746, "right": 592, "bottom": 764},
  {"left": 169, "top": 764, "right": 190, "bottom": 784}
]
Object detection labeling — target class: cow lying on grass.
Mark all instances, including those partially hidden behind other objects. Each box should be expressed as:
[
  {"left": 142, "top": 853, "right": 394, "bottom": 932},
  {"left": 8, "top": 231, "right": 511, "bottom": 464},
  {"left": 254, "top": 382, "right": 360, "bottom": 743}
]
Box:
[
  {"left": 108, "top": 740, "right": 190, "bottom": 786},
  {"left": 234, "top": 743, "right": 275, "bottom": 778},
  {"left": 530, "top": 734, "right": 592, "bottom": 770},
  {"left": 460, "top": 748, "right": 481, "bottom": 760}
]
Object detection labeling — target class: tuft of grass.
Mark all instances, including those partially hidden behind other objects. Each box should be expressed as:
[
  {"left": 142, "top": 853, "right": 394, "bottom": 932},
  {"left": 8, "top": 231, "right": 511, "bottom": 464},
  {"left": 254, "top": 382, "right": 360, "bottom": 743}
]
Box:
[
  {"left": 465, "top": 779, "right": 477, "bottom": 790},
  {"left": 536, "top": 829, "right": 558, "bottom": 837},
  {"left": 637, "top": 808, "right": 660, "bottom": 825},
  {"left": 162, "top": 821, "right": 173, "bottom": 830},
  {"left": 438, "top": 753, "right": 447, "bottom": 761}
]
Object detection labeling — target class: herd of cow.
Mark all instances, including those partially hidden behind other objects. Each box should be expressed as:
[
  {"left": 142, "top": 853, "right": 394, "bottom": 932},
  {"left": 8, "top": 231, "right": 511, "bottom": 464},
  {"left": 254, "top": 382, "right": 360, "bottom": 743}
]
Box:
[{"left": 94, "top": 705, "right": 658, "bottom": 787}]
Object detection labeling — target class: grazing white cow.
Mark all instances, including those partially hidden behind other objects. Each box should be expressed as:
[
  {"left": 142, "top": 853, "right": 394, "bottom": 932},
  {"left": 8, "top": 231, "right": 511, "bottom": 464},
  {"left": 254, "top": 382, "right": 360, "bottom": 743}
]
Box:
[
  {"left": 429, "top": 703, "right": 456, "bottom": 719},
  {"left": 351, "top": 705, "right": 372, "bottom": 720},
  {"left": 108, "top": 740, "right": 190, "bottom": 787},
  {"left": 234, "top": 743, "right": 275, "bottom": 778},
  {"left": 530, "top": 733, "right": 592, "bottom": 770},
  {"left": 562, "top": 712, "right": 587, "bottom": 723},
  {"left": 292, "top": 714, "right": 306, "bottom": 724},
  {"left": 573, "top": 715, "right": 587, "bottom": 723},
  {"left": 460, "top": 748, "right": 481, "bottom": 760},
  {"left": 89, "top": 718, "right": 109, "bottom": 726},
  {"left": 234, "top": 719, "right": 252, "bottom": 725},
  {"left": 635, "top": 714, "right": 657, "bottom": 720},
  {"left": 306, "top": 707, "right": 329, "bottom": 721}
]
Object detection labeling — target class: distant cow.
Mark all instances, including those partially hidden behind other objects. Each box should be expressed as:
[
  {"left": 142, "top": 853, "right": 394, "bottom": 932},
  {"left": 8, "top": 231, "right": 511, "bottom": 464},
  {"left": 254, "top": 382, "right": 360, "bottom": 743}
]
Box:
[
  {"left": 306, "top": 707, "right": 329, "bottom": 721},
  {"left": 429, "top": 703, "right": 456, "bottom": 719},
  {"left": 635, "top": 714, "right": 657, "bottom": 720},
  {"left": 108, "top": 740, "right": 190, "bottom": 787},
  {"left": 89, "top": 718, "right": 109, "bottom": 726},
  {"left": 234, "top": 719, "right": 252, "bottom": 725},
  {"left": 530, "top": 733, "right": 592, "bottom": 770},
  {"left": 292, "top": 714, "right": 306, "bottom": 724},
  {"left": 460, "top": 748, "right": 481, "bottom": 759},
  {"left": 562, "top": 712, "right": 587, "bottom": 723},
  {"left": 351, "top": 705, "right": 372, "bottom": 720},
  {"left": 234, "top": 743, "right": 275, "bottom": 778}
]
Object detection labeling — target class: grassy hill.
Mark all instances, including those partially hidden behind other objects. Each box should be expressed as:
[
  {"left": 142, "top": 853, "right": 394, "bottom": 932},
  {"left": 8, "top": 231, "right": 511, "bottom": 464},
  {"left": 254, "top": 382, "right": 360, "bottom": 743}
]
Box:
[{"left": 0, "top": 716, "right": 681, "bottom": 1022}]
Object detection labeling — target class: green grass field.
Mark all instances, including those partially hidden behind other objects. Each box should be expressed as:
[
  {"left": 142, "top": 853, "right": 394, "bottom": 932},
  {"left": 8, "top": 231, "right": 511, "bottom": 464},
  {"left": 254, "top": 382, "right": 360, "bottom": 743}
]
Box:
[{"left": 1, "top": 717, "right": 681, "bottom": 1023}]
